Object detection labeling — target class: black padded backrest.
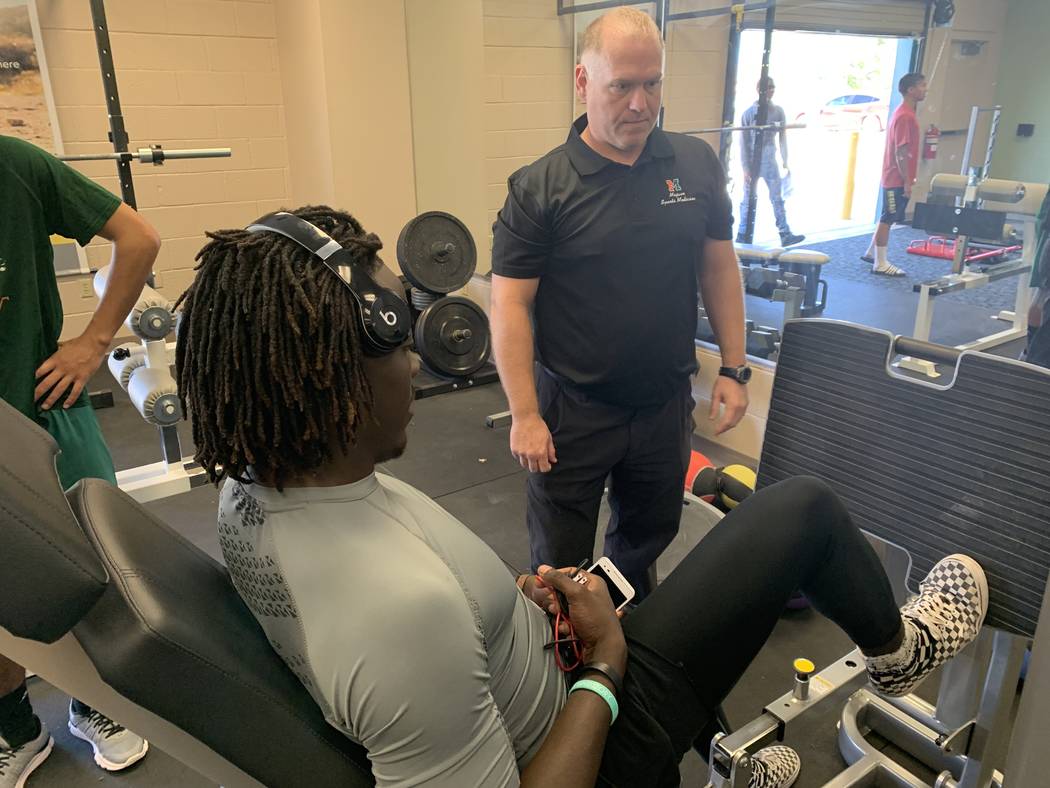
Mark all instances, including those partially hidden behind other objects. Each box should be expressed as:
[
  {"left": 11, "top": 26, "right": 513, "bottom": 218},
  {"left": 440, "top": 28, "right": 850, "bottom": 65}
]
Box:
[
  {"left": 759, "top": 320, "right": 1050, "bottom": 639},
  {"left": 68, "top": 479, "right": 375, "bottom": 788},
  {"left": 0, "top": 398, "right": 108, "bottom": 642}
]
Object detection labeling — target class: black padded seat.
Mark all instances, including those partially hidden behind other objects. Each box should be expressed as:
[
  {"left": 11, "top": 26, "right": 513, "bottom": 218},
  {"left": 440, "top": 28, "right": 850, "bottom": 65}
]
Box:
[
  {"left": 67, "top": 478, "right": 375, "bottom": 787},
  {"left": 0, "top": 399, "right": 107, "bottom": 642},
  {"left": 0, "top": 396, "right": 375, "bottom": 787}
]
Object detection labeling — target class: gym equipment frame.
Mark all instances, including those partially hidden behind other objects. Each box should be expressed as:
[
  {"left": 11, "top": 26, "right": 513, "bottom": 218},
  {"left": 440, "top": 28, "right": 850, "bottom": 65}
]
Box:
[
  {"left": 705, "top": 320, "right": 1050, "bottom": 788},
  {"left": 70, "top": 0, "right": 232, "bottom": 500},
  {"left": 898, "top": 173, "right": 1046, "bottom": 377}
]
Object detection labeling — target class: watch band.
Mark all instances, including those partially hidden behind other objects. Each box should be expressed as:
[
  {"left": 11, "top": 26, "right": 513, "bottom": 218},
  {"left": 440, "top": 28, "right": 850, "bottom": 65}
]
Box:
[
  {"left": 581, "top": 661, "right": 624, "bottom": 695},
  {"left": 718, "top": 365, "right": 751, "bottom": 383}
]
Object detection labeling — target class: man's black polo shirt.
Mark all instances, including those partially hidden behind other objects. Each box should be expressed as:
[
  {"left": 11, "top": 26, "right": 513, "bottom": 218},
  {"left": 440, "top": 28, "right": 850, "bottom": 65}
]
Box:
[{"left": 492, "top": 114, "right": 733, "bottom": 408}]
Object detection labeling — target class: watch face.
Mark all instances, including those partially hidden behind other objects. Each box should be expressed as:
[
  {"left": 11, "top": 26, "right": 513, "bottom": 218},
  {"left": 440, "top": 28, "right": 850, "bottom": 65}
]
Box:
[{"left": 738, "top": 366, "right": 752, "bottom": 383}]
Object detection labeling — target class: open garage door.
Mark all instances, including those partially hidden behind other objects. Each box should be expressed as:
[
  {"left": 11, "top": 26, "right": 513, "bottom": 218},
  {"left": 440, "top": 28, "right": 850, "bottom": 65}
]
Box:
[{"left": 758, "top": 0, "right": 928, "bottom": 37}]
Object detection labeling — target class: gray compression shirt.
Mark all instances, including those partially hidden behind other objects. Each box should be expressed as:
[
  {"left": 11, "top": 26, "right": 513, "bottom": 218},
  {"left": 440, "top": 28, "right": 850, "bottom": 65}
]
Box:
[{"left": 217, "top": 473, "right": 566, "bottom": 786}]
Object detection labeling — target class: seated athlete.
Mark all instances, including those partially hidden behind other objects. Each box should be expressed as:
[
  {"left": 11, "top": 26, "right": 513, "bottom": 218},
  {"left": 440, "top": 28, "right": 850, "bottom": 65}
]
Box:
[{"left": 175, "top": 205, "right": 988, "bottom": 788}]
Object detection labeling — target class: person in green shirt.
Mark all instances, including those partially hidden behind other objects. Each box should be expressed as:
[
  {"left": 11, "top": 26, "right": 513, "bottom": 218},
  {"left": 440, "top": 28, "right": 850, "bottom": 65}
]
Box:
[{"left": 0, "top": 135, "right": 160, "bottom": 784}]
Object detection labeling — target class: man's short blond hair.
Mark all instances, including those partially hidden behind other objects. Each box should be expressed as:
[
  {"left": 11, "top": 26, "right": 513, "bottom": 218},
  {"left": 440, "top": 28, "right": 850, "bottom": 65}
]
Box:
[{"left": 580, "top": 6, "right": 662, "bottom": 59}]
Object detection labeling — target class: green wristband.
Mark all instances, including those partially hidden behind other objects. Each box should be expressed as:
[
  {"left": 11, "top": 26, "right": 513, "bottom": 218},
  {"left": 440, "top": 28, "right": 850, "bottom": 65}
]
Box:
[{"left": 569, "top": 678, "right": 619, "bottom": 725}]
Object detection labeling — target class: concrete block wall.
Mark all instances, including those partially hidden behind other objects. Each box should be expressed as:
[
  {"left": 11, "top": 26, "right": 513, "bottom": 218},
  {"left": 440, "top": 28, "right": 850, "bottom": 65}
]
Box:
[
  {"left": 480, "top": 2, "right": 729, "bottom": 261},
  {"left": 482, "top": 0, "right": 573, "bottom": 260},
  {"left": 661, "top": 17, "right": 729, "bottom": 135},
  {"left": 913, "top": 0, "right": 1009, "bottom": 200},
  {"left": 37, "top": 0, "right": 290, "bottom": 340}
]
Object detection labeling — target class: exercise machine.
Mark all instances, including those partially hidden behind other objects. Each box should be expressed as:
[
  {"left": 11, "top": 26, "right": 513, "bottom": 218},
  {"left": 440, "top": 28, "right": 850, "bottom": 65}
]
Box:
[
  {"left": 4, "top": 321, "right": 1047, "bottom": 787},
  {"left": 898, "top": 173, "right": 1047, "bottom": 377},
  {"left": 94, "top": 210, "right": 493, "bottom": 503},
  {"left": 704, "top": 320, "right": 1050, "bottom": 788}
]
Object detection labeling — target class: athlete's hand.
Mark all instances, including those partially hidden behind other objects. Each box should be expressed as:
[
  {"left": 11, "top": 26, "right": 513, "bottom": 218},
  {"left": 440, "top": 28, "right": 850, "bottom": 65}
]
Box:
[
  {"left": 541, "top": 566, "right": 627, "bottom": 673},
  {"left": 510, "top": 412, "right": 557, "bottom": 473},
  {"left": 522, "top": 571, "right": 556, "bottom": 613},
  {"left": 527, "top": 567, "right": 627, "bottom": 626},
  {"left": 35, "top": 333, "right": 108, "bottom": 410}
]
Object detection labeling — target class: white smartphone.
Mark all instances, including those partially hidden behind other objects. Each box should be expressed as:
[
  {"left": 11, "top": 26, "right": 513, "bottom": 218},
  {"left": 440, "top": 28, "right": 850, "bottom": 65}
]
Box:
[{"left": 575, "top": 556, "right": 636, "bottom": 611}]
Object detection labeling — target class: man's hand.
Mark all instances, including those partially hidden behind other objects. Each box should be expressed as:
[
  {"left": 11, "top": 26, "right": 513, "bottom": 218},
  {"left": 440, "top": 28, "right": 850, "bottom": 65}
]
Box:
[
  {"left": 708, "top": 376, "right": 749, "bottom": 435},
  {"left": 904, "top": 181, "right": 913, "bottom": 198},
  {"left": 34, "top": 333, "right": 109, "bottom": 410},
  {"left": 511, "top": 413, "right": 557, "bottom": 473}
]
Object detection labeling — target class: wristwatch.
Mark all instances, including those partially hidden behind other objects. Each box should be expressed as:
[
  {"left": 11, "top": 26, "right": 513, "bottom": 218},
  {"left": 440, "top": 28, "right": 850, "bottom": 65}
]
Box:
[{"left": 718, "top": 365, "right": 752, "bottom": 384}]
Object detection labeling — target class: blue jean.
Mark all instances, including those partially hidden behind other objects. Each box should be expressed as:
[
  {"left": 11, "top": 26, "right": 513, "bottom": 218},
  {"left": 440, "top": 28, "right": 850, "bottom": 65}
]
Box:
[{"left": 739, "top": 155, "right": 790, "bottom": 237}]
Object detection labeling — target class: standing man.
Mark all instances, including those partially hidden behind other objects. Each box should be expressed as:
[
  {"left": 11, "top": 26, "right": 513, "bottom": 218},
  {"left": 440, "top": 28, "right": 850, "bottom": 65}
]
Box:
[
  {"left": 490, "top": 8, "right": 750, "bottom": 599},
  {"left": 737, "top": 76, "right": 805, "bottom": 247},
  {"left": 862, "top": 73, "right": 928, "bottom": 275},
  {"left": 0, "top": 134, "right": 158, "bottom": 785}
]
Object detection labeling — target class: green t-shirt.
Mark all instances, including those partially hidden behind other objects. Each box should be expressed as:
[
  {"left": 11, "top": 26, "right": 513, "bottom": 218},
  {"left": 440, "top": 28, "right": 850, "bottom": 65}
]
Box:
[
  {"left": 0, "top": 135, "right": 120, "bottom": 418},
  {"left": 1033, "top": 186, "right": 1050, "bottom": 290}
]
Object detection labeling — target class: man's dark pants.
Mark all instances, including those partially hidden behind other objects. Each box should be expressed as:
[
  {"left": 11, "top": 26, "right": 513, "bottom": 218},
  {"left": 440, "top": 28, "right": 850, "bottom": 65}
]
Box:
[{"left": 526, "top": 365, "right": 695, "bottom": 598}]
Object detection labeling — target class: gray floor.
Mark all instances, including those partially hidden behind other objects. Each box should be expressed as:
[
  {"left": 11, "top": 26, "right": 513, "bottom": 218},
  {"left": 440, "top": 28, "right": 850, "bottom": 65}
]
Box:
[
  {"left": 738, "top": 226, "right": 1030, "bottom": 356},
  {"left": 794, "top": 227, "right": 1024, "bottom": 311}
]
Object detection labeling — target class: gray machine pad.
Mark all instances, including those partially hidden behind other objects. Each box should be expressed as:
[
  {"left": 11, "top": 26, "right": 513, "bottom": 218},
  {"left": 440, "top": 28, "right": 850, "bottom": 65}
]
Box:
[{"left": 758, "top": 320, "right": 1050, "bottom": 639}]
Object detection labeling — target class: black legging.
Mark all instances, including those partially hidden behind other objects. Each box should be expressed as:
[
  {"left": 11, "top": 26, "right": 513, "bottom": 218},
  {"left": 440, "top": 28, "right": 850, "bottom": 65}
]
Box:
[{"left": 599, "top": 476, "right": 902, "bottom": 784}]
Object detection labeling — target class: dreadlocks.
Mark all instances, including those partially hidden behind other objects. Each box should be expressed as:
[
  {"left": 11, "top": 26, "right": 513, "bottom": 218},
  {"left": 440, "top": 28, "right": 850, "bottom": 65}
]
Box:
[{"left": 175, "top": 205, "right": 380, "bottom": 491}]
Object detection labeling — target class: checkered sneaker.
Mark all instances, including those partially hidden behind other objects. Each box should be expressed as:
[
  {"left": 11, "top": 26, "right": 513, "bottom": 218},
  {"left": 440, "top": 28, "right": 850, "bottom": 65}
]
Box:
[
  {"left": 866, "top": 554, "right": 987, "bottom": 697},
  {"left": 748, "top": 745, "right": 801, "bottom": 788}
]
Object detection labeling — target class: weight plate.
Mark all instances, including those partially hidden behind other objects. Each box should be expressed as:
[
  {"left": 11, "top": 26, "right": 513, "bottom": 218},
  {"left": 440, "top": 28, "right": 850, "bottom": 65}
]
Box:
[
  {"left": 414, "top": 296, "right": 491, "bottom": 378},
  {"left": 397, "top": 211, "right": 477, "bottom": 295}
]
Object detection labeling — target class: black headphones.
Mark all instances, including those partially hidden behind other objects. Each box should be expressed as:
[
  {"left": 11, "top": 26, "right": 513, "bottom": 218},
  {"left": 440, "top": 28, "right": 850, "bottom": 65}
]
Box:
[{"left": 246, "top": 212, "right": 411, "bottom": 356}]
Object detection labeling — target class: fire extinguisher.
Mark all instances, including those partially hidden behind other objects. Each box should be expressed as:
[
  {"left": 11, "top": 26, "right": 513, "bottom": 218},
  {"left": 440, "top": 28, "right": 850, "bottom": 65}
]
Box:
[{"left": 923, "top": 125, "right": 941, "bottom": 160}]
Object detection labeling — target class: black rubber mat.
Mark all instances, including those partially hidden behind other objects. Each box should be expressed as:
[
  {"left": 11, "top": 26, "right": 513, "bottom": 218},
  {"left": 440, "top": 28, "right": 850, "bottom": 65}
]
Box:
[{"left": 757, "top": 320, "right": 1050, "bottom": 639}]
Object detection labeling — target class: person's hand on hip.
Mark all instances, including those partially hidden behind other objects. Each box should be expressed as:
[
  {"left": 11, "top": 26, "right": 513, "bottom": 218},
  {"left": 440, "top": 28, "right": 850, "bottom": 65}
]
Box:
[
  {"left": 35, "top": 333, "right": 107, "bottom": 410},
  {"left": 709, "top": 376, "right": 749, "bottom": 435},
  {"left": 510, "top": 413, "right": 557, "bottom": 473}
]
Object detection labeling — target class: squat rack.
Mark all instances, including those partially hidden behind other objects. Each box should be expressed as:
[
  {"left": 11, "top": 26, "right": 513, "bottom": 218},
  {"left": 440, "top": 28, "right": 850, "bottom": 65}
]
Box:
[{"left": 74, "top": 0, "right": 228, "bottom": 495}]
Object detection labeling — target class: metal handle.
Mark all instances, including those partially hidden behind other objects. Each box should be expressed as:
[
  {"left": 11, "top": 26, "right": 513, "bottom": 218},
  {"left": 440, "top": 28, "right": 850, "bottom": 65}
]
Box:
[
  {"left": 59, "top": 147, "right": 232, "bottom": 163},
  {"left": 684, "top": 122, "right": 807, "bottom": 136},
  {"left": 893, "top": 336, "right": 962, "bottom": 365}
]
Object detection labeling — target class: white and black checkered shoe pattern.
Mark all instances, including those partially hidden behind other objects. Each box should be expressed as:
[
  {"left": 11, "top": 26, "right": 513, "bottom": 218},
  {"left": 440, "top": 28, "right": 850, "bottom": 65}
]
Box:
[
  {"left": 748, "top": 745, "right": 801, "bottom": 788},
  {"left": 866, "top": 554, "right": 987, "bottom": 697}
]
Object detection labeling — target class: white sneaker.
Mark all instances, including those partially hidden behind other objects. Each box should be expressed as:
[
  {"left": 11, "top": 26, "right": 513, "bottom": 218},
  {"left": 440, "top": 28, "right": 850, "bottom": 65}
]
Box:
[
  {"left": 67, "top": 704, "right": 148, "bottom": 771},
  {"left": 865, "top": 554, "right": 987, "bottom": 697},
  {"left": 0, "top": 720, "right": 53, "bottom": 788}
]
